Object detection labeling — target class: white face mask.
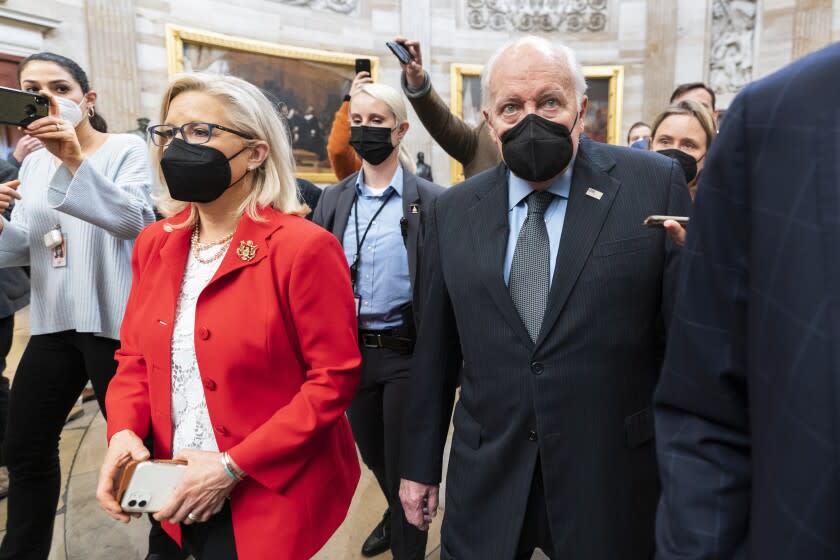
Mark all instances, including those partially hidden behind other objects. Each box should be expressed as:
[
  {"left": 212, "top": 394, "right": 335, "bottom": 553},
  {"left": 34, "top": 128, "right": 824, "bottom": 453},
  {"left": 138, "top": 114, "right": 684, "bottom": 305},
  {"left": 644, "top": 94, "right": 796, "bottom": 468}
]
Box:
[{"left": 55, "top": 96, "right": 86, "bottom": 127}]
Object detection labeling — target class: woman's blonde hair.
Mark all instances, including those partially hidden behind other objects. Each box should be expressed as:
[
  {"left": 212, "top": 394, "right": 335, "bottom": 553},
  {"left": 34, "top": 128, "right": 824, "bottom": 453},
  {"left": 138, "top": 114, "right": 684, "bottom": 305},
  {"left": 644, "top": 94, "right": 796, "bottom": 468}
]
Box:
[
  {"left": 152, "top": 73, "right": 307, "bottom": 228},
  {"left": 651, "top": 99, "right": 717, "bottom": 150},
  {"left": 356, "top": 83, "right": 416, "bottom": 174}
]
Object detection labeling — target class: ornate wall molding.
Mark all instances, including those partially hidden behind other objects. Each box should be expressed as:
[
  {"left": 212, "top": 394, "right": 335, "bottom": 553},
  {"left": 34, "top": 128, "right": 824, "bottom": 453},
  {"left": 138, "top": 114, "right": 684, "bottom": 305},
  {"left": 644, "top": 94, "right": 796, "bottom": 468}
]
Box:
[
  {"left": 465, "top": 0, "right": 608, "bottom": 32},
  {"left": 709, "top": 0, "right": 756, "bottom": 99},
  {"left": 274, "top": 0, "right": 358, "bottom": 15}
]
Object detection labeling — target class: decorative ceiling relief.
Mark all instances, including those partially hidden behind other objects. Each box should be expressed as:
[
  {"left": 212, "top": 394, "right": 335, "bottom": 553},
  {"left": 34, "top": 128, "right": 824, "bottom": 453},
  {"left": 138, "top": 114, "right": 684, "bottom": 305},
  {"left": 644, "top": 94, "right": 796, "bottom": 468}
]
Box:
[
  {"left": 709, "top": 0, "right": 756, "bottom": 97},
  {"left": 275, "top": 0, "right": 358, "bottom": 15},
  {"left": 465, "top": 0, "right": 608, "bottom": 32}
]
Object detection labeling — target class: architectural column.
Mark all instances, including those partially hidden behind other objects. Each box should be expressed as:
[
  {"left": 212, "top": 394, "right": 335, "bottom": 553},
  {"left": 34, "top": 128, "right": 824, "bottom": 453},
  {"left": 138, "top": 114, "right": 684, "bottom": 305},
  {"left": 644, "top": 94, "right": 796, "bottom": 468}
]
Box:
[
  {"left": 673, "top": 0, "right": 711, "bottom": 88},
  {"left": 792, "top": 0, "right": 832, "bottom": 59},
  {"left": 400, "top": 0, "right": 433, "bottom": 173},
  {"left": 84, "top": 0, "right": 141, "bottom": 133},
  {"left": 643, "top": 0, "right": 678, "bottom": 121}
]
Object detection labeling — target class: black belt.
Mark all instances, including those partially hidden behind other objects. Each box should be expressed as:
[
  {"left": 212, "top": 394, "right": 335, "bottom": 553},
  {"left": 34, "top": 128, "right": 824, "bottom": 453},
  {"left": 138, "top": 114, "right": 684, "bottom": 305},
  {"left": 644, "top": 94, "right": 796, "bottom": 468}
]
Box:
[{"left": 359, "top": 327, "right": 415, "bottom": 354}]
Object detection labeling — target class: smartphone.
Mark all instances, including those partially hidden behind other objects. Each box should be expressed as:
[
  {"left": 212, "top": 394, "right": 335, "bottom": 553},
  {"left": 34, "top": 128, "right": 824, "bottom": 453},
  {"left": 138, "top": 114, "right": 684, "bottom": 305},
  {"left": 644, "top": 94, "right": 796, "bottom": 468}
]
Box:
[
  {"left": 0, "top": 86, "right": 49, "bottom": 127},
  {"left": 116, "top": 460, "right": 187, "bottom": 513},
  {"left": 385, "top": 41, "right": 412, "bottom": 65},
  {"left": 355, "top": 58, "right": 371, "bottom": 75},
  {"left": 643, "top": 215, "right": 690, "bottom": 227}
]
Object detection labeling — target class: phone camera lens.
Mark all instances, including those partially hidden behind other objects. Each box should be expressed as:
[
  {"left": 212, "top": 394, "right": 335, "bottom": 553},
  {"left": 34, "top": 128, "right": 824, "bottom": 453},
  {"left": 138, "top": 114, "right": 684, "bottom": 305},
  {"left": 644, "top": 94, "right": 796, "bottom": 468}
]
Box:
[
  {"left": 138, "top": 500, "right": 147, "bottom": 508},
  {"left": 128, "top": 500, "right": 137, "bottom": 507},
  {"left": 24, "top": 104, "right": 36, "bottom": 117}
]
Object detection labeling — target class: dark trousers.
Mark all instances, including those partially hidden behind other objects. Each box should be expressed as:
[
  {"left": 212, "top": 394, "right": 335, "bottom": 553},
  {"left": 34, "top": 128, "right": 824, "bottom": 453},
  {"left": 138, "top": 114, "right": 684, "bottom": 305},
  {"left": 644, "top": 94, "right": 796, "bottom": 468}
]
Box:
[
  {"left": 348, "top": 346, "right": 427, "bottom": 560},
  {"left": 515, "top": 458, "right": 556, "bottom": 560},
  {"left": 0, "top": 331, "right": 119, "bottom": 560},
  {"left": 0, "top": 314, "right": 15, "bottom": 465},
  {"left": 180, "top": 502, "right": 237, "bottom": 560}
]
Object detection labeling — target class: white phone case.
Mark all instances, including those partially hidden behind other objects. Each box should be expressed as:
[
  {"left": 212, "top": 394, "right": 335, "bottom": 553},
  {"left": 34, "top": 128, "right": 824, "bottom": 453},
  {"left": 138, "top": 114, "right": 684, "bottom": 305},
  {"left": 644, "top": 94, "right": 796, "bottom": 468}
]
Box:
[{"left": 119, "top": 461, "right": 187, "bottom": 513}]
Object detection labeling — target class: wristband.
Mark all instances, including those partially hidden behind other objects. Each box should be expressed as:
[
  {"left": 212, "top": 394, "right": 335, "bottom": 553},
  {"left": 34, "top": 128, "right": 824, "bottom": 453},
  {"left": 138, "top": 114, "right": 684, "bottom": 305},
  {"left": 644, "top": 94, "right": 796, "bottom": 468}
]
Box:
[{"left": 221, "top": 452, "right": 243, "bottom": 482}]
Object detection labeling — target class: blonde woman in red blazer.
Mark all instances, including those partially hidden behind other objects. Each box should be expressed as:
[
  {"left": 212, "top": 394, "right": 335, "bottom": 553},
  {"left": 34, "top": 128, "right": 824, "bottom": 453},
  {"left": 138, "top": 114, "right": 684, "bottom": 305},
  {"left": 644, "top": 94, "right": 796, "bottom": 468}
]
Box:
[{"left": 96, "top": 73, "right": 362, "bottom": 560}]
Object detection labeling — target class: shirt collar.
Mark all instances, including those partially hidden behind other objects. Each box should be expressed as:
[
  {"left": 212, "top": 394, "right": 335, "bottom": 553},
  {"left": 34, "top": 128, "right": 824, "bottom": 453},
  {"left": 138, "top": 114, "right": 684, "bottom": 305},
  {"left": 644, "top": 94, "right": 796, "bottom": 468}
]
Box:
[
  {"left": 356, "top": 165, "right": 404, "bottom": 198},
  {"left": 507, "top": 155, "right": 575, "bottom": 211}
]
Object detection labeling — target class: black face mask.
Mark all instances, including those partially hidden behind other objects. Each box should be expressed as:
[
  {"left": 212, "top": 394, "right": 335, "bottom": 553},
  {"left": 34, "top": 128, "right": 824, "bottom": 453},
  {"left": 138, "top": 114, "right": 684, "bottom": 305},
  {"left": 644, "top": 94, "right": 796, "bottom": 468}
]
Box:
[
  {"left": 161, "top": 139, "right": 249, "bottom": 203},
  {"left": 350, "top": 126, "right": 396, "bottom": 165},
  {"left": 656, "top": 148, "right": 698, "bottom": 184},
  {"left": 501, "top": 113, "right": 578, "bottom": 182}
]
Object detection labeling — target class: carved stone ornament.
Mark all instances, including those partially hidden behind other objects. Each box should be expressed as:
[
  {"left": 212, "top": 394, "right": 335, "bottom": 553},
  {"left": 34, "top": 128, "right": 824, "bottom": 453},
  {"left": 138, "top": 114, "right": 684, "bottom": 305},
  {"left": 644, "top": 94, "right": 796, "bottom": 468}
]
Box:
[
  {"left": 466, "top": 0, "right": 608, "bottom": 32},
  {"left": 709, "top": 0, "right": 756, "bottom": 96},
  {"left": 275, "top": 0, "right": 358, "bottom": 15}
]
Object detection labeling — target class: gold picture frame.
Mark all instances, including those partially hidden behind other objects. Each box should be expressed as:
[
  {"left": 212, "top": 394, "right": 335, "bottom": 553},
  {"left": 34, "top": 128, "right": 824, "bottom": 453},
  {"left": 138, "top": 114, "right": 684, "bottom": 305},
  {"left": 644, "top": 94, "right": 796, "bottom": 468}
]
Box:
[
  {"left": 166, "top": 25, "right": 379, "bottom": 184},
  {"left": 449, "top": 63, "right": 624, "bottom": 184}
]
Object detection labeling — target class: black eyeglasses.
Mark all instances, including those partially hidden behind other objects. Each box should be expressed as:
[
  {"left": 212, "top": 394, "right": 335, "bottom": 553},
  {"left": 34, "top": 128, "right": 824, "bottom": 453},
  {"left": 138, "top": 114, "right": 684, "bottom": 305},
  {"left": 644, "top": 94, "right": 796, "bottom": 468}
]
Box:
[{"left": 148, "top": 122, "right": 254, "bottom": 147}]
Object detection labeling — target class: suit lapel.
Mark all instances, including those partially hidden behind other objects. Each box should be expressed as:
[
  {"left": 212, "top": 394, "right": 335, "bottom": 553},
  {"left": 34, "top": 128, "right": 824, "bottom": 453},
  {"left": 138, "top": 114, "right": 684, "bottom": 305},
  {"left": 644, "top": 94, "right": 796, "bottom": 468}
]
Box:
[
  {"left": 158, "top": 213, "right": 192, "bottom": 317},
  {"left": 207, "top": 210, "right": 280, "bottom": 288},
  {"left": 402, "top": 172, "right": 422, "bottom": 298},
  {"left": 332, "top": 174, "right": 359, "bottom": 244},
  {"left": 535, "top": 143, "right": 621, "bottom": 349},
  {"left": 467, "top": 164, "right": 533, "bottom": 348}
]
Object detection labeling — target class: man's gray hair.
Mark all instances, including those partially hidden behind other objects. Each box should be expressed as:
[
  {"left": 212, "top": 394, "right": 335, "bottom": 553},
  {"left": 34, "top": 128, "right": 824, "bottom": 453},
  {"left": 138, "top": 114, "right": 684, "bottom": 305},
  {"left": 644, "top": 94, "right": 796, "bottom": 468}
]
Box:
[{"left": 481, "top": 36, "right": 588, "bottom": 110}]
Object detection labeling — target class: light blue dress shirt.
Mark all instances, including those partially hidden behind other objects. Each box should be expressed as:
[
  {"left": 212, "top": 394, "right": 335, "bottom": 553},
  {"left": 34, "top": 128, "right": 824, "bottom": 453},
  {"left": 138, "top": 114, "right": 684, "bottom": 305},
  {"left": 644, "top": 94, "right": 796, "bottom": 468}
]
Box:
[
  {"left": 342, "top": 166, "right": 411, "bottom": 330},
  {"left": 503, "top": 161, "right": 575, "bottom": 287}
]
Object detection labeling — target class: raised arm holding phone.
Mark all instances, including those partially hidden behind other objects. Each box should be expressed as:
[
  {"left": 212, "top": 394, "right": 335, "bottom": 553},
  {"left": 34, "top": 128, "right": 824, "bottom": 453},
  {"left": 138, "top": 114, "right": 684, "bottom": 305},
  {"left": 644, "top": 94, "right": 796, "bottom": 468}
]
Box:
[{"left": 392, "top": 36, "right": 501, "bottom": 178}]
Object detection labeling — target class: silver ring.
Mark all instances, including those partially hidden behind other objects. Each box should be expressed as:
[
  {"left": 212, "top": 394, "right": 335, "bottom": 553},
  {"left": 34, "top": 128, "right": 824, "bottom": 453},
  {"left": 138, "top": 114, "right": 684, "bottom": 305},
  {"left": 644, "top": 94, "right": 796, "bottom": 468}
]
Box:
[
  {"left": 187, "top": 513, "right": 198, "bottom": 521},
  {"left": 55, "top": 123, "right": 61, "bottom": 132}
]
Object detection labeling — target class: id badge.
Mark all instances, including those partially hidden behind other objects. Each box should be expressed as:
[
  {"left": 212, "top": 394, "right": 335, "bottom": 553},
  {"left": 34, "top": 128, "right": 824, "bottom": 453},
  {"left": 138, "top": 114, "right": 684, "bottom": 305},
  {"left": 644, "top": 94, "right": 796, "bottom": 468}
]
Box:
[
  {"left": 354, "top": 295, "right": 361, "bottom": 317},
  {"left": 51, "top": 235, "right": 67, "bottom": 268}
]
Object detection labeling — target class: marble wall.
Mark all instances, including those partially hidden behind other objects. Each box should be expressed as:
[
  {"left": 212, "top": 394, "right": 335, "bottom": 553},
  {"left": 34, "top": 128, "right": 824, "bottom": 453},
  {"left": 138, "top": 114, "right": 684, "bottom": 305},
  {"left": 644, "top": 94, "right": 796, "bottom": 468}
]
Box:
[{"left": 1, "top": 0, "right": 837, "bottom": 183}]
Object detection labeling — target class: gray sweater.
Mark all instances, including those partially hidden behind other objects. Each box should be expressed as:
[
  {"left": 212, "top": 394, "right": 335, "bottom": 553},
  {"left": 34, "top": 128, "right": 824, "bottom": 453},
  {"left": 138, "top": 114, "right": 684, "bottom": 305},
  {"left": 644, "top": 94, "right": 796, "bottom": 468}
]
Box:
[{"left": 0, "top": 134, "right": 155, "bottom": 339}]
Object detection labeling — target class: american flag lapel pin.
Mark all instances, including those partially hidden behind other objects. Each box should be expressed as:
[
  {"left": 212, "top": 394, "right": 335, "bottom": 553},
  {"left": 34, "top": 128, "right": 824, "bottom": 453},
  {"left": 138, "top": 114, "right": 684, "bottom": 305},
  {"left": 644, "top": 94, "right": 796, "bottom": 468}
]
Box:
[{"left": 585, "top": 188, "right": 604, "bottom": 200}]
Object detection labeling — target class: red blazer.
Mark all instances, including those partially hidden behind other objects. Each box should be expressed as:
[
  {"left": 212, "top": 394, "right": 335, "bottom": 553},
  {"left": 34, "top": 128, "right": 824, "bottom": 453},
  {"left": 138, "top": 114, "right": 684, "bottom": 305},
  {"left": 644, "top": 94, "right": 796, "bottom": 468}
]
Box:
[{"left": 106, "top": 207, "right": 362, "bottom": 560}]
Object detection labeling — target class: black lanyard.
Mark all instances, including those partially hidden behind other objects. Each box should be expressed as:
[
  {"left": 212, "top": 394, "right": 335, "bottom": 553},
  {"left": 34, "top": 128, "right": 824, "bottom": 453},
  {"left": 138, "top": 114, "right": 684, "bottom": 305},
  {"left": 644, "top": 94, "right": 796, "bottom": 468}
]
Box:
[{"left": 350, "top": 188, "right": 396, "bottom": 288}]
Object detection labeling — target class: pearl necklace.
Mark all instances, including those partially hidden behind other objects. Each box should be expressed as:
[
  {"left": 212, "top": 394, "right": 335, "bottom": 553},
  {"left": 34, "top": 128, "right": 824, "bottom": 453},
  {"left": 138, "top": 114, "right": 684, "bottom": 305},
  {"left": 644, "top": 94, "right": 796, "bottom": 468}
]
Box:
[{"left": 190, "top": 225, "right": 234, "bottom": 265}]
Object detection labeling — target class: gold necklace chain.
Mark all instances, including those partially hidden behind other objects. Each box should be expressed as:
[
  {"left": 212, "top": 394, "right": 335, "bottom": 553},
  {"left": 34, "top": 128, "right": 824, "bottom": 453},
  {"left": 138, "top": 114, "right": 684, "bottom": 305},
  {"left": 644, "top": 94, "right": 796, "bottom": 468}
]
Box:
[{"left": 191, "top": 225, "right": 234, "bottom": 265}]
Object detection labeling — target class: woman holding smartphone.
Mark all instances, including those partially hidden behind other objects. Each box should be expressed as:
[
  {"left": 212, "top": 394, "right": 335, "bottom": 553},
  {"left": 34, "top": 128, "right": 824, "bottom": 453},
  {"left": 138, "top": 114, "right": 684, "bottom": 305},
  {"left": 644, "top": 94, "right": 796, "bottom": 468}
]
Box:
[
  {"left": 97, "top": 73, "right": 362, "bottom": 560},
  {"left": 0, "top": 53, "right": 155, "bottom": 558}
]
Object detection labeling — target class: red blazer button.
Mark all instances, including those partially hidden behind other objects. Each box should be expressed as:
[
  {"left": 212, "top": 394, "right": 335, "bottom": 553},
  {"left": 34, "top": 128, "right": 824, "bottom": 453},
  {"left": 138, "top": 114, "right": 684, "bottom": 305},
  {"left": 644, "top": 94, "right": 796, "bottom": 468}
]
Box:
[
  {"left": 203, "top": 379, "right": 217, "bottom": 391},
  {"left": 199, "top": 327, "right": 210, "bottom": 340}
]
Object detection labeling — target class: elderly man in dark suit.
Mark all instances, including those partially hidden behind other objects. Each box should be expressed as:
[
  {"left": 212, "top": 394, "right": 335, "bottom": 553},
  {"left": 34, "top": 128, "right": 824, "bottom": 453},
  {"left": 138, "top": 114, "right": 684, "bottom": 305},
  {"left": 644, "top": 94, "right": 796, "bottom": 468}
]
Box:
[
  {"left": 399, "top": 36, "right": 691, "bottom": 559},
  {"left": 654, "top": 43, "right": 840, "bottom": 560}
]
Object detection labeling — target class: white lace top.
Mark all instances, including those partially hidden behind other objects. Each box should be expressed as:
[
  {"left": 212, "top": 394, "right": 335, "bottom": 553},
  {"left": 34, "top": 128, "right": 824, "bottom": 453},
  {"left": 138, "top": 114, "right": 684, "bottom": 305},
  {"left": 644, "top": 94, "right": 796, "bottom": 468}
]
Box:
[{"left": 171, "top": 244, "right": 228, "bottom": 455}]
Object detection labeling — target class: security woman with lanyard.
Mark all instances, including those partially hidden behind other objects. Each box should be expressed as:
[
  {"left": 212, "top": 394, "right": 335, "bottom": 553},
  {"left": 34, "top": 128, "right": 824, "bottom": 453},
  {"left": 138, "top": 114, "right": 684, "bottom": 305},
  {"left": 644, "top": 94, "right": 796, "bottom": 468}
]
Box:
[{"left": 314, "top": 82, "right": 444, "bottom": 560}]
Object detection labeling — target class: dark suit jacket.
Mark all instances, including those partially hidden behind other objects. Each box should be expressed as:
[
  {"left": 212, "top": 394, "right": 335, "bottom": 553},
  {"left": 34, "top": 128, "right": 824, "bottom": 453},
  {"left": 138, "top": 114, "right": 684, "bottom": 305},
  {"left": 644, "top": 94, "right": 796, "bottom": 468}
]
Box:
[
  {"left": 654, "top": 43, "right": 840, "bottom": 560},
  {"left": 295, "top": 178, "right": 322, "bottom": 220},
  {"left": 401, "top": 137, "right": 691, "bottom": 559},
  {"left": 312, "top": 168, "right": 444, "bottom": 324}
]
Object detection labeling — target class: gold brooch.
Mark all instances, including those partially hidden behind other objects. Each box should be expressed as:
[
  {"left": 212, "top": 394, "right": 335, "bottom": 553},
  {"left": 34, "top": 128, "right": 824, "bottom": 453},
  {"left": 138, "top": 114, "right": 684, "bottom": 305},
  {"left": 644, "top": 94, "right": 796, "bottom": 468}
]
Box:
[{"left": 236, "top": 240, "right": 258, "bottom": 261}]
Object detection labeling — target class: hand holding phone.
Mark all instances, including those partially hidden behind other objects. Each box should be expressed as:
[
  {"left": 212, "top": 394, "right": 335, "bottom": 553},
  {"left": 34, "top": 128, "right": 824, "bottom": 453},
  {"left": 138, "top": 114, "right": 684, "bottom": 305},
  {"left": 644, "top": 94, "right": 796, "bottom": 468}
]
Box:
[
  {"left": 355, "top": 58, "right": 371, "bottom": 76},
  {"left": 116, "top": 460, "right": 187, "bottom": 513},
  {"left": 643, "top": 215, "right": 689, "bottom": 227},
  {"left": 0, "top": 87, "right": 49, "bottom": 127},
  {"left": 386, "top": 41, "right": 412, "bottom": 65}
]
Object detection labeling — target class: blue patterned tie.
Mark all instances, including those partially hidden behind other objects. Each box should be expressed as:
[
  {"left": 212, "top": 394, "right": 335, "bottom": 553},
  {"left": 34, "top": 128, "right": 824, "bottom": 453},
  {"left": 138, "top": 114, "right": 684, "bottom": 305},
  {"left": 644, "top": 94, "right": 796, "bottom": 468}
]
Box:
[{"left": 509, "top": 191, "right": 553, "bottom": 342}]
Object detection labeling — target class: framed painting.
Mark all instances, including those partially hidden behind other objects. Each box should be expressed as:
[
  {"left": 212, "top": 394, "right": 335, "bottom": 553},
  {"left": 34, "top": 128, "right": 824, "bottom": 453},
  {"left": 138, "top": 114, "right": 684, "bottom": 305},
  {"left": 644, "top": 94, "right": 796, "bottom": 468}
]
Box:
[
  {"left": 449, "top": 63, "right": 624, "bottom": 183},
  {"left": 166, "top": 25, "right": 379, "bottom": 184}
]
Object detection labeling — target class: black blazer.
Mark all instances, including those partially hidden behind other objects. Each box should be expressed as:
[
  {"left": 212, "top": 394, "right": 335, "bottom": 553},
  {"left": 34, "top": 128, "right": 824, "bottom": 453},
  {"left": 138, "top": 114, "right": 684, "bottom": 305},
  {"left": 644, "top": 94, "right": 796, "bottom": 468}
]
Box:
[
  {"left": 312, "top": 168, "right": 444, "bottom": 326},
  {"left": 654, "top": 43, "right": 840, "bottom": 560},
  {"left": 401, "top": 137, "right": 691, "bottom": 559}
]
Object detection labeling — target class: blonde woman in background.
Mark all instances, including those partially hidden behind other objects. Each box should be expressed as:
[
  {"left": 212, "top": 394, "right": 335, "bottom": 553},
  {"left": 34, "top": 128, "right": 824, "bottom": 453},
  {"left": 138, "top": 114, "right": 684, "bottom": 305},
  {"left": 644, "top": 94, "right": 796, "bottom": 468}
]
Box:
[{"left": 313, "top": 82, "right": 445, "bottom": 559}]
